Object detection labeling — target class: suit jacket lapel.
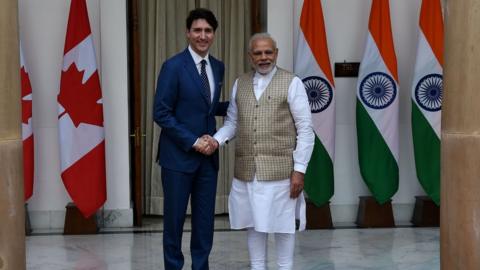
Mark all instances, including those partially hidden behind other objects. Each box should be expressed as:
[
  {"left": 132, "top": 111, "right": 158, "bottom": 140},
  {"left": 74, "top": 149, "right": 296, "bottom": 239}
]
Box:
[
  {"left": 209, "top": 56, "right": 222, "bottom": 113},
  {"left": 182, "top": 49, "right": 211, "bottom": 106}
]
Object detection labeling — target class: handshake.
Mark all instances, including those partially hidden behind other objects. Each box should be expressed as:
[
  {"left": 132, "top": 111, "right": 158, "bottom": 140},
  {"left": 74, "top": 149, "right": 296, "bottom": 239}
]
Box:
[{"left": 193, "top": 135, "right": 219, "bottom": 155}]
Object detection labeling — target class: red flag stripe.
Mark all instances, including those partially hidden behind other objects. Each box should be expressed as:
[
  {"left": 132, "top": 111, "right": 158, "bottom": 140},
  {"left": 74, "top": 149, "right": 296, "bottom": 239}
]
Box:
[
  {"left": 369, "top": 0, "right": 398, "bottom": 81},
  {"left": 21, "top": 67, "right": 33, "bottom": 126},
  {"left": 62, "top": 141, "right": 106, "bottom": 218},
  {"left": 64, "top": 0, "right": 92, "bottom": 54},
  {"left": 23, "top": 136, "right": 34, "bottom": 200},
  {"left": 21, "top": 46, "right": 34, "bottom": 201},
  {"left": 299, "top": 0, "right": 334, "bottom": 85},
  {"left": 21, "top": 67, "right": 32, "bottom": 98},
  {"left": 419, "top": 0, "right": 444, "bottom": 67}
]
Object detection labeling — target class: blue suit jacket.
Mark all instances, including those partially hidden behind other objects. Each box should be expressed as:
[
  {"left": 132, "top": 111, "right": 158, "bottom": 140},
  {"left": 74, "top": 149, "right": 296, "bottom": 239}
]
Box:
[{"left": 153, "top": 48, "right": 228, "bottom": 173}]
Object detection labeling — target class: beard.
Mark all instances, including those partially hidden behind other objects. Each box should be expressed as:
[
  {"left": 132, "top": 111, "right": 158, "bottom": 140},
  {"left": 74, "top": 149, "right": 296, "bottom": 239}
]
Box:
[{"left": 255, "top": 61, "right": 276, "bottom": 75}]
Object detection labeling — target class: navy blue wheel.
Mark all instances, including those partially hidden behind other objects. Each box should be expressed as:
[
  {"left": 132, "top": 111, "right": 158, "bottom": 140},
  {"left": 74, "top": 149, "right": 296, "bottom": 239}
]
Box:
[
  {"left": 415, "top": 73, "right": 442, "bottom": 112},
  {"left": 302, "top": 76, "right": 333, "bottom": 113},
  {"left": 359, "top": 72, "right": 397, "bottom": 110}
]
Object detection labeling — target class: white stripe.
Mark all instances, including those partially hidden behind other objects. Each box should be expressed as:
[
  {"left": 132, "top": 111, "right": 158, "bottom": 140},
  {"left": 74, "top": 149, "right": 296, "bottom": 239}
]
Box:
[
  {"left": 20, "top": 43, "right": 33, "bottom": 141},
  {"left": 22, "top": 93, "right": 32, "bottom": 101},
  {"left": 20, "top": 46, "right": 27, "bottom": 71},
  {"left": 58, "top": 114, "right": 104, "bottom": 172},
  {"left": 294, "top": 31, "right": 329, "bottom": 81},
  {"left": 22, "top": 120, "right": 33, "bottom": 140},
  {"left": 411, "top": 31, "right": 442, "bottom": 138},
  {"left": 357, "top": 33, "right": 399, "bottom": 162},
  {"left": 58, "top": 103, "right": 66, "bottom": 116},
  {"left": 294, "top": 29, "right": 335, "bottom": 159},
  {"left": 63, "top": 36, "right": 98, "bottom": 84}
]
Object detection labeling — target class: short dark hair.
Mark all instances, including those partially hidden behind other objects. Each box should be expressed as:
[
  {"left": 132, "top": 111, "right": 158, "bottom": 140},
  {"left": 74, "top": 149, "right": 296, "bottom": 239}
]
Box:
[{"left": 186, "top": 8, "right": 218, "bottom": 31}]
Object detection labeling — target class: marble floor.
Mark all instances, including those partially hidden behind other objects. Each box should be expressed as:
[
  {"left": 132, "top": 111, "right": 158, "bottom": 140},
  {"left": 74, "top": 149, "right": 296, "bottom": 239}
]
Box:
[{"left": 27, "top": 218, "right": 439, "bottom": 270}]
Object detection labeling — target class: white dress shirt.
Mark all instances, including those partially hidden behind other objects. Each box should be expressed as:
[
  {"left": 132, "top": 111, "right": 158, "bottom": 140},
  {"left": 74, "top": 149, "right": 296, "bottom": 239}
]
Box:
[
  {"left": 214, "top": 67, "right": 314, "bottom": 174},
  {"left": 188, "top": 45, "right": 215, "bottom": 101},
  {"left": 189, "top": 46, "right": 216, "bottom": 148}
]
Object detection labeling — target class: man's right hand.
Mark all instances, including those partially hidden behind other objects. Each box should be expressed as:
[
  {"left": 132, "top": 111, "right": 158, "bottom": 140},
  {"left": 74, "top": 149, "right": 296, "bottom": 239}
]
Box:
[
  {"left": 193, "top": 135, "right": 219, "bottom": 155},
  {"left": 290, "top": 171, "right": 305, "bottom": 199}
]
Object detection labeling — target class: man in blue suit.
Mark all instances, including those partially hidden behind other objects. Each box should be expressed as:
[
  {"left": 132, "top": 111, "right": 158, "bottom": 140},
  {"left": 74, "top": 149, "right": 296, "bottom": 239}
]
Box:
[{"left": 153, "top": 8, "right": 228, "bottom": 270}]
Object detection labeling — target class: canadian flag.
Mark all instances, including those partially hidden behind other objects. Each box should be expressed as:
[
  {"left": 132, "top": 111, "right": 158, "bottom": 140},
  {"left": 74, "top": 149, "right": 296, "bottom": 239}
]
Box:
[
  {"left": 58, "top": 0, "right": 106, "bottom": 218},
  {"left": 21, "top": 43, "right": 34, "bottom": 201}
]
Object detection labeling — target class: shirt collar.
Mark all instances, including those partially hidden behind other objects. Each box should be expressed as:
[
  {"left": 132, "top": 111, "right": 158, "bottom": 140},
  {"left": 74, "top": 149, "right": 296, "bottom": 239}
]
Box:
[{"left": 188, "top": 45, "right": 210, "bottom": 65}]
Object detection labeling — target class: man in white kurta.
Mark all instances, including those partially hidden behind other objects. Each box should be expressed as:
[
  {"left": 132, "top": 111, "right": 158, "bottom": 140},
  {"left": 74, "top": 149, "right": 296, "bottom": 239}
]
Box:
[{"left": 212, "top": 33, "right": 314, "bottom": 270}]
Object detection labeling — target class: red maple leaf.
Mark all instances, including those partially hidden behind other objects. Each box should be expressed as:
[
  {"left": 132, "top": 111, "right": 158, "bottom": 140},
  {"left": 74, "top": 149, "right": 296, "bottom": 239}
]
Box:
[
  {"left": 58, "top": 64, "right": 104, "bottom": 127},
  {"left": 21, "top": 67, "right": 33, "bottom": 124}
]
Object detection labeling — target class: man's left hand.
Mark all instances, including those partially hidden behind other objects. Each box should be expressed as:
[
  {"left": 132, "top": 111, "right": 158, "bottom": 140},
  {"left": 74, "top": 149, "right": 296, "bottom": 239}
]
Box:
[{"left": 290, "top": 171, "right": 304, "bottom": 199}]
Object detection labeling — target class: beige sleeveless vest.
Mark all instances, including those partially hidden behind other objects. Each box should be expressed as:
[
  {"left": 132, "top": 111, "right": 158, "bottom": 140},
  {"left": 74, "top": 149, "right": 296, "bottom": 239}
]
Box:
[{"left": 234, "top": 68, "right": 297, "bottom": 181}]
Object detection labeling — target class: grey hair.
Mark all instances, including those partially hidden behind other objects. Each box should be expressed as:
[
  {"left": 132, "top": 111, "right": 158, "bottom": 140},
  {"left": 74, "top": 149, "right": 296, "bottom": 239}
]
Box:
[{"left": 248, "top": 32, "right": 277, "bottom": 51}]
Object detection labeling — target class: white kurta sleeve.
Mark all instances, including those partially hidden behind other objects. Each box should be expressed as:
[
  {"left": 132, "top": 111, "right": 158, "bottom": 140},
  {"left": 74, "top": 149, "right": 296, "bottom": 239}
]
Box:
[
  {"left": 213, "top": 79, "right": 239, "bottom": 146},
  {"left": 287, "top": 77, "right": 315, "bottom": 173}
]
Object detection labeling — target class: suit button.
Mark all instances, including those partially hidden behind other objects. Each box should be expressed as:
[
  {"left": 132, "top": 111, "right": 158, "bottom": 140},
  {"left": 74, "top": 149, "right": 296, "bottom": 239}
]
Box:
[
  {"left": 253, "top": 129, "right": 256, "bottom": 132},
  {"left": 255, "top": 105, "right": 259, "bottom": 108}
]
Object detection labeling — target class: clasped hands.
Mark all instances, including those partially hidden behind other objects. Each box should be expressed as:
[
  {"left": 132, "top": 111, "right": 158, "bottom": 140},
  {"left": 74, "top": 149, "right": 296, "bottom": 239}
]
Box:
[{"left": 193, "top": 135, "right": 219, "bottom": 155}]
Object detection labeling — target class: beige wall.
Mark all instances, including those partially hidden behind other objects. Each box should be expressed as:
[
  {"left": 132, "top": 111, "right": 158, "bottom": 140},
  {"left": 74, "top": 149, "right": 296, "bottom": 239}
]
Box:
[
  {"left": 0, "top": 0, "right": 26, "bottom": 269},
  {"left": 441, "top": 0, "right": 480, "bottom": 268}
]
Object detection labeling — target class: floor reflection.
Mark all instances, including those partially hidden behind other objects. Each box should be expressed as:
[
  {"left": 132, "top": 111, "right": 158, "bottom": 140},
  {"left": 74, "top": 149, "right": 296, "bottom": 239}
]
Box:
[{"left": 27, "top": 226, "right": 439, "bottom": 270}]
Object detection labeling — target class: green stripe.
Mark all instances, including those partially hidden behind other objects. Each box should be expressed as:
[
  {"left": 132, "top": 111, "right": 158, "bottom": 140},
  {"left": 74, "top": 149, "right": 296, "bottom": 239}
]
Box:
[
  {"left": 412, "top": 101, "right": 440, "bottom": 205},
  {"left": 304, "top": 135, "right": 334, "bottom": 206},
  {"left": 356, "top": 99, "right": 399, "bottom": 204}
]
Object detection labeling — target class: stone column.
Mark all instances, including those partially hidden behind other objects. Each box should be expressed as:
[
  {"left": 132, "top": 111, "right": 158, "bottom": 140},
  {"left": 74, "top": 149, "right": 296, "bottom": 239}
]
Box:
[
  {"left": 0, "top": 0, "right": 26, "bottom": 269},
  {"left": 442, "top": 1, "right": 480, "bottom": 269}
]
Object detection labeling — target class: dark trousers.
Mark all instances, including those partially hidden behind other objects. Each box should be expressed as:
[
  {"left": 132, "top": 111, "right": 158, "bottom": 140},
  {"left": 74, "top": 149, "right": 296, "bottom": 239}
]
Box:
[{"left": 161, "top": 158, "right": 218, "bottom": 270}]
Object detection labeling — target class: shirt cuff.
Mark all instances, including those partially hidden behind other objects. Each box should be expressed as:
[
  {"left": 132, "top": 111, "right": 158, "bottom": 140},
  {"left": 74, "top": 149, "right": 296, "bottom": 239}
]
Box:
[
  {"left": 192, "top": 138, "right": 200, "bottom": 148},
  {"left": 294, "top": 163, "right": 307, "bottom": 174},
  {"left": 213, "top": 134, "right": 228, "bottom": 146}
]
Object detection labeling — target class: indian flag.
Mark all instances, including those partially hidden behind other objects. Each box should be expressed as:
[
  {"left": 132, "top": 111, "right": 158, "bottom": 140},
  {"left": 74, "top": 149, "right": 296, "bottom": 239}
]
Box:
[
  {"left": 356, "top": 0, "right": 399, "bottom": 204},
  {"left": 411, "top": 0, "right": 443, "bottom": 206},
  {"left": 294, "top": 0, "right": 335, "bottom": 206}
]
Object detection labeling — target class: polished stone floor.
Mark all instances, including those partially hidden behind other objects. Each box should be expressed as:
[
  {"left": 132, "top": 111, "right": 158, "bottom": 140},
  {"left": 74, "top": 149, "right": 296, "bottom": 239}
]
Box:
[{"left": 27, "top": 218, "right": 439, "bottom": 270}]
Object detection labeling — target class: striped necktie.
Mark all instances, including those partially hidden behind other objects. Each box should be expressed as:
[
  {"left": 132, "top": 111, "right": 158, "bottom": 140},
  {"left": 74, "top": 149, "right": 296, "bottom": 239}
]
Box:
[{"left": 200, "top": 59, "right": 211, "bottom": 103}]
